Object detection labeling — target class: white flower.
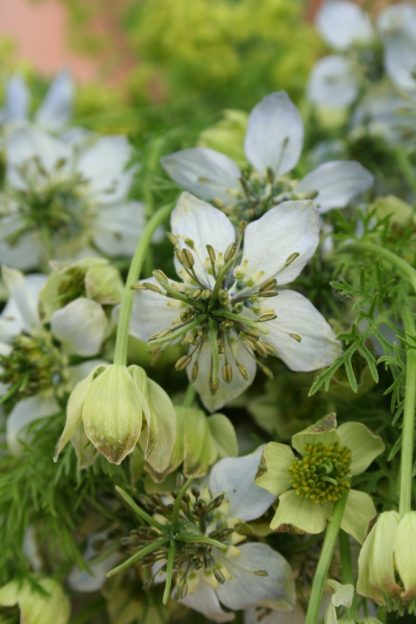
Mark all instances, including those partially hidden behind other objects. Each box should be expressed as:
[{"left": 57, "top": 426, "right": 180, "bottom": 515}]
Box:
[
  {"left": 162, "top": 449, "right": 294, "bottom": 623},
  {"left": 0, "top": 70, "right": 74, "bottom": 132},
  {"left": 0, "top": 124, "right": 144, "bottom": 269},
  {"left": 128, "top": 192, "right": 340, "bottom": 411},
  {"left": 0, "top": 266, "right": 108, "bottom": 454},
  {"left": 162, "top": 92, "right": 373, "bottom": 218}
]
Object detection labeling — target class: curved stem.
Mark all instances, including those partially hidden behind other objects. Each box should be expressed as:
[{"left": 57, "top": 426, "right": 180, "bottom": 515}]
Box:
[
  {"left": 106, "top": 538, "right": 168, "bottom": 578},
  {"left": 399, "top": 307, "right": 416, "bottom": 516},
  {"left": 182, "top": 384, "right": 196, "bottom": 408},
  {"left": 113, "top": 204, "right": 172, "bottom": 366},
  {"left": 305, "top": 494, "right": 348, "bottom": 624},
  {"left": 342, "top": 242, "right": 416, "bottom": 294},
  {"left": 162, "top": 539, "right": 176, "bottom": 605}
]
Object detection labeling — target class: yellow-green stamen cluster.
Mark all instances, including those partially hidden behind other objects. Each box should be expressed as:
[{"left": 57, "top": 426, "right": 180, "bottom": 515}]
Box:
[
  {"left": 0, "top": 332, "right": 67, "bottom": 408},
  {"left": 289, "top": 442, "right": 352, "bottom": 504}
]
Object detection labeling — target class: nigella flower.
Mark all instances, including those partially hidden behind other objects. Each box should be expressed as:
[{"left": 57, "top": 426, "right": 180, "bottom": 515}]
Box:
[
  {"left": 255, "top": 414, "right": 384, "bottom": 543},
  {"left": 0, "top": 70, "right": 74, "bottom": 132},
  {"left": 309, "top": 1, "right": 416, "bottom": 109},
  {"left": 128, "top": 192, "right": 340, "bottom": 411},
  {"left": 0, "top": 266, "right": 107, "bottom": 455},
  {"left": 0, "top": 123, "right": 144, "bottom": 269},
  {"left": 112, "top": 449, "right": 295, "bottom": 623},
  {"left": 161, "top": 92, "right": 373, "bottom": 221}
]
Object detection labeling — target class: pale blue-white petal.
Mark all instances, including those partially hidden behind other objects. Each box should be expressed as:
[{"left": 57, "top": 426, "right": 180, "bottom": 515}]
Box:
[
  {"left": 383, "top": 32, "right": 416, "bottom": 92},
  {"left": 297, "top": 161, "right": 373, "bottom": 213},
  {"left": 1, "top": 268, "right": 45, "bottom": 333},
  {"left": 161, "top": 147, "right": 241, "bottom": 204},
  {"left": 35, "top": 69, "right": 74, "bottom": 132},
  {"left": 217, "top": 543, "right": 295, "bottom": 611},
  {"left": 262, "top": 290, "right": 341, "bottom": 371},
  {"left": 235, "top": 201, "right": 319, "bottom": 286},
  {"left": 7, "top": 396, "right": 59, "bottom": 455},
  {"left": 308, "top": 55, "right": 359, "bottom": 108},
  {"left": 317, "top": 1, "right": 373, "bottom": 50},
  {"left": 180, "top": 580, "right": 234, "bottom": 623},
  {"left": 0, "top": 213, "right": 43, "bottom": 270},
  {"left": 93, "top": 200, "right": 145, "bottom": 256},
  {"left": 244, "top": 92, "right": 303, "bottom": 176},
  {"left": 50, "top": 298, "right": 107, "bottom": 356},
  {"left": 378, "top": 4, "right": 416, "bottom": 37},
  {"left": 68, "top": 532, "right": 119, "bottom": 592},
  {"left": 209, "top": 447, "right": 275, "bottom": 521},
  {"left": 4, "top": 75, "right": 29, "bottom": 122}
]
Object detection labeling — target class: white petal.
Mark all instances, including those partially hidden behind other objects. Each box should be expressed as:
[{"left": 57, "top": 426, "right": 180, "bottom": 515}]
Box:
[
  {"left": 262, "top": 290, "right": 340, "bottom": 371},
  {"left": 51, "top": 298, "right": 107, "bottom": 356},
  {"left": 68, "top": 531, "right": 119, "bottom": 592},
  {"left": 298, "top": 161, "right": 373, "bottom": 213},
  {"left": 77, "top": 136, "right": 135, "bottom": 204},
  {"left": 235, "top": 201, "right": 319, "bottom": 286},
  {"left": 378, "top": 4, "right": 416, "bottom": 37},
  {"left": 180, "top": 580, "right": 234, "bottom": 623},
  {"left": 383, "top": 32, "right": 416, "bottom": 92},
  {"left": 244, "top": 604, "right": 304, "bottom": 624},
  {"left": 317, "top": 1, "right": 373, "bottom": 50},
  {"left": 188, "top": 334, "right": 257, "bottom": 412},
  {"left": 209, "top": 447, "right": 275, "bottom": 521},
  {"left": 126, "top": 278, "right": 183, "bottom": 341},
  {"left": 171, "top": 192, "right": 236, "bottom": 287},
  {"left": 217, "top": 543, "right": 294, "bottom": 611},
  {"left": 93, "top": 200, "right": 145, "bottom": 256},
  {"left": 308, "top": 56, "right": 359, "bottom": 108},
  {"left": 5, "top": 124, "right": 71, "bottom": 188},
  {"left": 4, "top": 75, "right": 29, "bottom": 121},
  {"left": 7, "top": 396, "right": 59, "bottom": 455},
  {"left": 161, "top": 147, "right": 241, "bottom": 204},
  {"left": 35, "top": 70, "right": 74, "bottom": 132},
  {"left": 0, "top": 213, "right": 42, "bottom": 270},
  {"left": 244, "top": 92, "right": 303, "bottom": 176},
  {"left": 1, "top": 267, "right": 45, "bottom": 332}
]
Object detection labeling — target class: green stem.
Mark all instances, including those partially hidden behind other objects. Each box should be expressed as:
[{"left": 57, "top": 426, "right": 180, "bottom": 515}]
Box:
[
  {"left": 182, "top": 384, "right": 196, "bottom": 407},
  {"left": 113, "top": 203, "right": 172, "bottom": 366},
  {"left": 115, "top": 486, "right": 167, "bottom": 533},
  {"left": 171, "top": 476, "right": 194, "bottom": 531},
  {"left": 342, "top": 242, "right": 416, "bottom": 294},
  {"left": 106, "top": 538, "right": 168, "bottom": 578},
  {"left": 338, "top": 530, "right": 357, "bottom": 618},
  {"left": 162, "top": 539, "right": 176, "bottom": 605},
  {"left": 399, "top": 307, "right": 416, "bottom": 516},
  {"left": 175, "top": 534, "right": 228, "bottom": 551},
  {"left": 305, "top": 494, "right": 348, "bottom": 624}
]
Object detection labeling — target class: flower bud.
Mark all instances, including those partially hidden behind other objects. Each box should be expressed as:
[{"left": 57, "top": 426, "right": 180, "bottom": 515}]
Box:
[
  {"left": 55, "top": 364, "right": 149, "bottom": 465},
  {"left": 357, "top": 511, "right": 416, "bottom": 614},
  {"left": 0, "top": 577, "right": 70, "bottom": 624}
]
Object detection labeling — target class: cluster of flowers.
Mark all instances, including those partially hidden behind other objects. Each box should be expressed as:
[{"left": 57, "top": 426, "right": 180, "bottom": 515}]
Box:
[{"left": 0, "top": 2, "right": 415, "bottom": 623}]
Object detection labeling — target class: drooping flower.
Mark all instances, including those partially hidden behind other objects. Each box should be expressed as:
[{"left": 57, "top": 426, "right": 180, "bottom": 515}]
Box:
[
  {"left": 357, "top": 510, "right": 416, "bottom": 614},
  {"left": 0, "top": 70, "right": 74, "bottom": 132},
  {"left": 0, "top": 123, "right": 144, "bottom": 269},
  {"left": 128, "top": 192, "right": 340, "bottom": 411},
  {"left": 111, "top": 448, "right": 295, "bottom": 623},
  {"left": 255, "top": 414, "right": 384, "bottom": 543},
  {"left": 0, "top": 266, "right": 107, "bottom": 455},
  {"left": 162, "top": 92, "right": 373, "bottom": 220}
]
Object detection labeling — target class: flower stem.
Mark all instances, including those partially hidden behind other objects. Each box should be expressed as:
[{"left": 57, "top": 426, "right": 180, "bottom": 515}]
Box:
[
  {"left": 115, "top": 486, "right": 167, "bottom": 532},
  {"left": 338, "top": 530, "right": 357, "bottom": 618},
  {"left": 399, "top": 306, "right": 416, "bottom": 516},
  {"left": 162, "top": 539, "right": 176, "bottom": 605},
  {"left": 113, "top": 204, "right": 172, "bottom": 366},
  {"left": 106, "top": 538, "right": 168, "bottom": 578},
  {"left": 305, "top": 494, "right": 348, "bottom": 624},
  {"left": 182, "top": 384, "right": 196, "bottom": 407},
  {"left": 342, "top": 242, "right": 416, "bottom": 294}
]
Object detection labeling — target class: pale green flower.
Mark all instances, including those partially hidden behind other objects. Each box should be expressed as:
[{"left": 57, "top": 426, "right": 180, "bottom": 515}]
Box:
[
  {"left": 0, "top": 577, "right": 70, "bottom": 624},
  {"left": 256, "top": 414, "right": 384, "bottom": 543},
  {"left": 357, "top": 510, "right": 416, "bottom": 614}
]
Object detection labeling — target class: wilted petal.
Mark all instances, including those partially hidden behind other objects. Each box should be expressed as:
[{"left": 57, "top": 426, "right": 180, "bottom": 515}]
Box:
[
  {"left": 7, "top": 396, "right": 59, "bottom": 455},
  {"left": 308, "top": 56, "right": 359, "bottom": 108},
  {"left": 235, "top": 201, "right": 319, "bottom": 286},
  {"left": 297, "top": 161, "right": 373, "bottom": 213},
  {"left": 50, "top": 298, "right": 107, "bottom": 356},
  {"left": 188, "top": 334, "right": 257, "bottom": 412},
  {"left": 270, "top": 490, "right": 327, "bottom": 533},
  {"left": 4, "top": 75, "right": 29, "bottom": 121},
  {"left": 35, "top": 70, "right": 74, "bottom": 131},
  {"left": 340, "top": 490, "right": 377, "bottom": 544},
  {"left": 93, "top": 200, "right": 145, "bottom": 257},
  {"left": 262, "top": 290, "right": 340, "bottom": 371},
  {"left": 317, "top": 1, "right": 373, "bottom": 50},
  {"left": 244, "top": 92, "right": 304, "bottom": 176},
  {"left": 127, "top": 278, "right": 183, "bottom": 341},
  {"left": 217, "top": 543, "right": 295, "bottom": 611},
  {"left": 77, "top": 136, "right": 135, "bottom": 204},
  {"left": 209, "top": 447, "right": 275, "bottom": 521},
  {"left": 161, "top": 147, "right": 241, "bottom": 204},
  {"left": 180, "top": 580, "right": 234, "bottom": 623},
  {"left": 171, "top": 192, "right": 235, "bottom": 287}
]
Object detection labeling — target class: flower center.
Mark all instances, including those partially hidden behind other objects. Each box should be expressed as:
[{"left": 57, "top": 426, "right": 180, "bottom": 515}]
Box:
[
  {"left": 289, "top": 442, "right": 351, "bottom": 504},
  {"left": 0, "top": 332, "right": 67, "bottom": 409}
]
